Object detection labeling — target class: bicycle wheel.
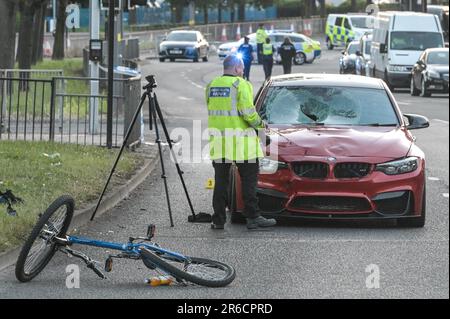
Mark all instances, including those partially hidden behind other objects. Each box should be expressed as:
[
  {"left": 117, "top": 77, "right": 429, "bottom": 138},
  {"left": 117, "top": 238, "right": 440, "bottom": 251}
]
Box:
[
  {"left": 15, "top": 195, "right": 75, "bottom": 283},
  {"left": 140, "top": 248, "right": 235, "bottom": 288}
]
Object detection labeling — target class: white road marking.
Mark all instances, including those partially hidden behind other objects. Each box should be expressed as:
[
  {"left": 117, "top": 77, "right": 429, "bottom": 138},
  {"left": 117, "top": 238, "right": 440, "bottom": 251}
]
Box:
[
  {"left": 397, "top": 102, "right": 410, "bottom": 106},
  {"left": 428, "top": 177, "right": 440, "bottom": 181},
  {"left": 178, "top": 96, "right": 194, "bottom": 101},
  {"left": 432, "top": 119, "right": 449, "bottom": 125},
  {"left": 443, "top": 193, "right": 449, "bottom": 198},
  {"left": 188, "top": 80, "right": 204, "bottom": 89}
]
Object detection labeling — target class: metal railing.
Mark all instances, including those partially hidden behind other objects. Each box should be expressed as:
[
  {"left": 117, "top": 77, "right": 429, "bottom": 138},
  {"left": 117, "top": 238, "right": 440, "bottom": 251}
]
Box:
[{"left": 0, "top": 75, "right": 142, "bottom": 148}]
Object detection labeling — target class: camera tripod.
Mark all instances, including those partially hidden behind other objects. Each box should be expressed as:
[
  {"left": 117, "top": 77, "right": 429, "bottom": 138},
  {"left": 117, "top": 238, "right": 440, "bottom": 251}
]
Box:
[{"left": 90, "top": 75, "right": 212, "bottom": 225}]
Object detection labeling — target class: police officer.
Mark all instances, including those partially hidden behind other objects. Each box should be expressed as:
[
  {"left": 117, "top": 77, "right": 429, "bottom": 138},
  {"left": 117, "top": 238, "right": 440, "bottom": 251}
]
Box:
[
  {"left": 262, "top": 38, "right": 275, "bottom": 80},
  {"left": 206, "top": 55, "right": 277, "bottom": 230},
  {"left": 278, "top": 37, "right": 297, "bottom": 75},
  {"left": 256, "top": 23, "right": 268, "bottom": 64},
  {"left": 237, "top": 36, "right": 254, "bottom": 81}
]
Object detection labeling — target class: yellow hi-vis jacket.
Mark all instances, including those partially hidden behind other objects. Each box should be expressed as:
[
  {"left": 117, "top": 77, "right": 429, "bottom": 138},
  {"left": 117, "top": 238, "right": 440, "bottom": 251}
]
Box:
[
  {"left": 256, "top": 28, "right": 268, "bottom": 44},
  {"left": 206, "top": 75, "right": 264, "bottom": 161}
]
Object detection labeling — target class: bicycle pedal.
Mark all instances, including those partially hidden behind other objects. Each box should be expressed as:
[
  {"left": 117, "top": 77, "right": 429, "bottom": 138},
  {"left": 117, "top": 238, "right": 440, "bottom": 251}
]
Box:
[{"left": 105, "top": 257, "right": 113, "bottom": 273}]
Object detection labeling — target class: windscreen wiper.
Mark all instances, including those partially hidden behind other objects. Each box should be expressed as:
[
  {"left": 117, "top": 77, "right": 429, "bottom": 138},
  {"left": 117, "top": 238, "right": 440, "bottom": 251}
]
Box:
[
  {"left": 293, "top": 122, "right": 325, "bottom": 126},
  {"left": 363, "top": 123, "right": 398, "bottom": 127}
]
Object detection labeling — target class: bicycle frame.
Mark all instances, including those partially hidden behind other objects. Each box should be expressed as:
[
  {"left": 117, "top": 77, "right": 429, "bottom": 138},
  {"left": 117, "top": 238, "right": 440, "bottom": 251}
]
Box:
[{"left": 65, "top": 235, "right": 188, "bottom": 261}]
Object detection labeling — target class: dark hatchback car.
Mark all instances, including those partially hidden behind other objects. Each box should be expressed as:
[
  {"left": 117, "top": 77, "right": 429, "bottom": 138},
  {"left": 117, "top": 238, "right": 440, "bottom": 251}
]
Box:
[
  {"left": 410, "top": 48, "right": 449, "bottom": 97},
  {"left": 229, "top": 74, "right": 430, "bottom": 227},
  {"left": 159, "top": 30, "right": 209, "bottom": 63}
]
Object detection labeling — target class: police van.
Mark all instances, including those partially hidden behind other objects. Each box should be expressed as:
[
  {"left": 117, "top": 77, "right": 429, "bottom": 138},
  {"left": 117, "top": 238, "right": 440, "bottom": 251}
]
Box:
[
  {"left": 325, "top": 14, "right": 374, "bottom": 50},
  {"left": 369, "top": 11, "right": 445, "bottom": 90}
]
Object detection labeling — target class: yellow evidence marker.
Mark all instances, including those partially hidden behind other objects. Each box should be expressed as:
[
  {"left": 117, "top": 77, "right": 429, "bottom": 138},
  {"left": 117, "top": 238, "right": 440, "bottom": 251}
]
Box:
[{"left": 206, "top": 178, "right": 215, "bottom": 189}]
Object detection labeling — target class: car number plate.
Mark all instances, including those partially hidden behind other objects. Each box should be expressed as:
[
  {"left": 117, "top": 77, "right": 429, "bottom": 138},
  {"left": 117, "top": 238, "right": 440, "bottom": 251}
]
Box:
[{"left": 170, "top": 49, "right": 182, "bottom": 54}]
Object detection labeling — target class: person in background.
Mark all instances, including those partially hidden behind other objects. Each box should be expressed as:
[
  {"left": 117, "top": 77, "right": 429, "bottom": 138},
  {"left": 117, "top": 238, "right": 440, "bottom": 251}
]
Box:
[
  {"left": 256, "top": 23, "right": 268, "bottom": 64},
  {"left": 262, "top": 37, "right": 275, "bottom": 80},
  {"left": 278, "top": 37, "right": 297, "bottom": 75},
  {"left": 237, "top": 36, "right": 254, "bottom": 81}
]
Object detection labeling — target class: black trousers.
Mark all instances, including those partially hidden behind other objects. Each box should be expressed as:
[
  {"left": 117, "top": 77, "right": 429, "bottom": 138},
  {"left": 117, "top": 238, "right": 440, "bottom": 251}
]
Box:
[
  {"left": 282, "top": 59, "right": 293, "bottom": 74},
  {"left": 263, "top": 57, "right": 273, "bottom": 79},
  {"left": 212, "top": 160, "right": 260, "bottom": 225},
  {"left": 257, "top": 43, "right": 263, "bottom": 64}
]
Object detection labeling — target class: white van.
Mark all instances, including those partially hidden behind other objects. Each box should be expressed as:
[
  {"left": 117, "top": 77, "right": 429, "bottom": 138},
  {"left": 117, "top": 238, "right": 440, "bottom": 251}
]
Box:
[{"left": 370, "top": 11, "right": 445, "bottom": 89}]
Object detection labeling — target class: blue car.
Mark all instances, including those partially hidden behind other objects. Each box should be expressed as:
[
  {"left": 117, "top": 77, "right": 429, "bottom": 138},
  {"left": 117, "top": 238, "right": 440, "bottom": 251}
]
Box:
[{"left": 159, "top": 30, "right": 209, "bottom": 63}]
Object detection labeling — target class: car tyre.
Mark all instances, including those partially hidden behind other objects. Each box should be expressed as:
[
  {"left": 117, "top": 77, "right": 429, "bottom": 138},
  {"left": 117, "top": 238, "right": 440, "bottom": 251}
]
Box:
[
  {"left": 410, "top": 77, "right": 420, "bottom": 96},
  {"left": 170, "top": 58, "right": 175, "bottom": 62},
  {"left": 294, "top": 52, "right": 306, "bottom": 65},
  {"left": 159, "top": 58, "right": 165, "bottom": 62},
  {"left": 420, "top": 76, "right": 431, "bottom": 97},
  {"left": 397, "top": 186, "right": 426, "bottom": 228}
]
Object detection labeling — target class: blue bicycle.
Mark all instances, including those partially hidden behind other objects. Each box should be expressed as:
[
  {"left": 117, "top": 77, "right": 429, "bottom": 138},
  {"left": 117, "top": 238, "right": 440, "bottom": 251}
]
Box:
[{"left": 15, "top": 196, "right": 235, "bottom": 287}]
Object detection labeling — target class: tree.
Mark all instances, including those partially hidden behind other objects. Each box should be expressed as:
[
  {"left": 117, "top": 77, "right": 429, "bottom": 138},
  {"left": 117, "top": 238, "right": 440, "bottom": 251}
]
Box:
[
  {"left": 17, "top": 0, "right": 36, "bottom": 70},
  {"left": 52, "top": 0, "right": 68, "bottom": 60},
  {"left": 351, "top": 0, "right": 357, "bottom": 12},
  {"left": 32, "top": 0, "right": 49, "bottom": 65},
  {"left": 166, "top": 0, "right": 188, "bottom": 24},
  {"left": 319, "top": 0, "right": 326, "bottom": 17},
  {"left": 0, "top": 0, "right": 17, "bottom": 70}
]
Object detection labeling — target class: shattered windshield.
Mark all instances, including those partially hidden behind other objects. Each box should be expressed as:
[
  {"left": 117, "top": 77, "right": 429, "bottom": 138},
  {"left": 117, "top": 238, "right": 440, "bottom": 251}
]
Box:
[{"left": 259, "top": 86, "right": 399, "bottom": 126}]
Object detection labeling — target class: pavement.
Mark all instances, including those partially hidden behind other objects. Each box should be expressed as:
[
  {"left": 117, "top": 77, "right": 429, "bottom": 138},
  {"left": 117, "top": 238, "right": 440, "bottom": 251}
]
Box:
[{"left": 0, "top": 41, "right": 448, "bottom": 299}]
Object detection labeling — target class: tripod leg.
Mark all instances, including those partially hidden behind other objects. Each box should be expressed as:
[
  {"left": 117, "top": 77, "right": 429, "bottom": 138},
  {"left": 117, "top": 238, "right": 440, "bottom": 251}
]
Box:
[
  {"left": 150, "top": 95, "right": 175, "bottom": 227},
  {"left": 152, "top": 94, "right": 198, "bottom": 219},
  {"left": 90, "top": 92, "right": 147, "bottom": 221}
]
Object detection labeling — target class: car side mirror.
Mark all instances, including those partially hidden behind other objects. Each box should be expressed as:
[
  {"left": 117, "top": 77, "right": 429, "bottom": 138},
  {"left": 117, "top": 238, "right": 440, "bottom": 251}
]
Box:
[
  {"left": 341, "top": 50, "right": 345, "bottom": 55},
  {"left": 404, "top": 114, "right": 430, "bottom": 130},
  {"left": 380, "top": 43, "right": 387, "bottom": 54},
  {"left": 356, "top": 50, "right": 362, "bottom": 56}
]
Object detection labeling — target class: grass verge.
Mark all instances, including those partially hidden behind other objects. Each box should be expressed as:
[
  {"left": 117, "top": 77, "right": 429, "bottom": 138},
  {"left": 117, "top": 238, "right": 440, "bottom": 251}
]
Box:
[{"left": 0, "top": 140, "right": 144, "bottom": 253}]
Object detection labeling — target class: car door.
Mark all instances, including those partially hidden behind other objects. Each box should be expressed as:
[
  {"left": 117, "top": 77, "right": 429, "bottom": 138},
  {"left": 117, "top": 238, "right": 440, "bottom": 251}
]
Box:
[
  {"left": 334, "top": 16, "right": 344, "bottom": 44},
  {"left": 343, "top": 17, "right": 352, "bottom": 44}
]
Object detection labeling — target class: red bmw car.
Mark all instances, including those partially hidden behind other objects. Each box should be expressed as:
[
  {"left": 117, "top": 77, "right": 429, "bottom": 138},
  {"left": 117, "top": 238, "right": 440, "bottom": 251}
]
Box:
[{"left": 229, "top": 74, "right": 429, "bottom": 227}]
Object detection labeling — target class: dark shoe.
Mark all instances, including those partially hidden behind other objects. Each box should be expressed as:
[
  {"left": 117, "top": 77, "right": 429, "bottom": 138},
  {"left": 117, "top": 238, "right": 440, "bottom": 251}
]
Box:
[
  {"left": 246, "top": 216, "right": 276, "bottom": 230},
  {"left": 211, "top": 223, "right": 225, "bottom": 230}
]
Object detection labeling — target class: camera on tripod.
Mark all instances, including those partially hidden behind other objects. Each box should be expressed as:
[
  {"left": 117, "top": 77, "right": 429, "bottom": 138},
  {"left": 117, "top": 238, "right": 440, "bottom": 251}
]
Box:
[
  {"left": 144, "top": 75, "right": 157, "bottom": 89},
  {"left": 91, "top": 75, "right": 212, "bottom": 225}
]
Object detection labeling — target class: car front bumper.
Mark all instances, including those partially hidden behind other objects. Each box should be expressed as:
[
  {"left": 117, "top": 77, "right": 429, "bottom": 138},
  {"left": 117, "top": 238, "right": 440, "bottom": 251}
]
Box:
[
  {"left": 235, "top": 160, "right": 425, "bottom": 221},
  {"left": 386, "top": 72, "right": 411, "bottom": 87},
  {"left": 425, "top": 77, "right": 449, "bottom": 93},
  {"left": 159, "top": 47, "right": 199, "bottom": 60}
]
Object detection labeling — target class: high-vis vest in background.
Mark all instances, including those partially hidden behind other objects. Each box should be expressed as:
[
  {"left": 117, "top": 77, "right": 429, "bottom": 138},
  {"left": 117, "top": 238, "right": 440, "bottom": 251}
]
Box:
[
  {"left": 256, "top": 28, "right": 268, "bottom": 44},
  {"left": 206, "top": 76, "right": 264, "bottom": 161},
  {"left": 263, "top": 44, "right": 273, "bottom": 56}
]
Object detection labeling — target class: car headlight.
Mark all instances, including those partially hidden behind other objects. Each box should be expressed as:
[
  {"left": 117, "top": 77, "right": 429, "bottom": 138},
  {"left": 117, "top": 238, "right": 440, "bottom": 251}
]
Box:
[
  {"left": 375, "top": 157, "right": 418, "bottom": 175},
  {"left": 159, "top": 45, "right": 166, "bottom": 52},
  {"left": 259, "top": 158, "right": 288, "bottom": 174},
  {"left": 427, "top": 70, "right": 441, "bottom": 79},
  {"left": 388, "top": 65, "right": 409, "bottom": 72}
]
